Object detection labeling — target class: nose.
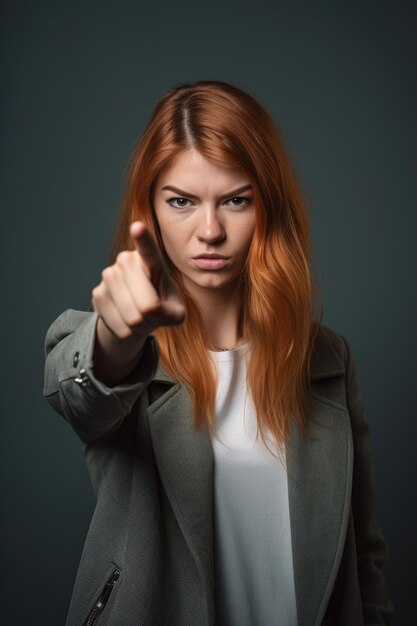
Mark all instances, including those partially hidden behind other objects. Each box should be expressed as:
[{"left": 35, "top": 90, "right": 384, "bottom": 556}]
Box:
[{"left": 196, "top": 206, "right": 226, "bottom": 244}]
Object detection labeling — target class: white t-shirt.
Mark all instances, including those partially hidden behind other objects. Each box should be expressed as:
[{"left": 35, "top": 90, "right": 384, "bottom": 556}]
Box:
[{"left": 208, "top": 344, "right": 298, "bottom": 626}]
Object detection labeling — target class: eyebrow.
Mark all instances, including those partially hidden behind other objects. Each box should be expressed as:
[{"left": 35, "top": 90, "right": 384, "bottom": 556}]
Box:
[{"left": 161, "top": 184, "right": 252, "bottom": 200}]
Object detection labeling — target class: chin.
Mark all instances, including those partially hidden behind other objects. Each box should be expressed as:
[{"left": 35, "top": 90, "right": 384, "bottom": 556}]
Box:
[
  {"left": 197, "top": 275, "right": 237, "bottom": 290},
  {"left": 182, "top": 267, "right": 239, "bottom": 291}
]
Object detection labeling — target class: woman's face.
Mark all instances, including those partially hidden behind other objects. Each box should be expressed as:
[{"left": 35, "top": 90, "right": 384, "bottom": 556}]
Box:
[{"left": 152, "top": 148, "right": 256, "bottom": 299}]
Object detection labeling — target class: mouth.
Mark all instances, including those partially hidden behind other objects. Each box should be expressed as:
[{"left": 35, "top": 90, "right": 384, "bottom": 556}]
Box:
[
  {"left": 192, "top": 254, "right": 230, "bottom": 259},
  {"left": 192, "top": 256, "right": 231, "bottom": 270}
]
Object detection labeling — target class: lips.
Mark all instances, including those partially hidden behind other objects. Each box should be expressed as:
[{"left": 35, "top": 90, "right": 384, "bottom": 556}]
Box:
[
  {"left": 193, "top": 254, "right": 230, "bottom": 259},
  {"left": 192, "top": 257, "right": 230, "bottom": 270}
]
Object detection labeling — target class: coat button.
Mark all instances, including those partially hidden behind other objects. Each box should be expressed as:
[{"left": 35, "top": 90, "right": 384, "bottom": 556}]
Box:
[
  {"left": 74, "top": 368, "right": 90, "bottom": 386},
  {"left": 73, "top": 351, "right": 80, "bottom": 367}
]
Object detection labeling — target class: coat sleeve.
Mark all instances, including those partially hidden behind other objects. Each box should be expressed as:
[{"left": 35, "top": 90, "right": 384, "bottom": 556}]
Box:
[
  {"left": 341, "top": 335, "right": 394, "bottom": 625},
  {"left": 43, "top": 308, "right": 159, "bottom": 443}
]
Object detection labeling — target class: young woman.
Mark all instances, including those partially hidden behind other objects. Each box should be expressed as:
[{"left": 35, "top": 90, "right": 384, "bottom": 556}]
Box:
[{"left": 43, "top": 80, "right": 394, "bottom": 625}]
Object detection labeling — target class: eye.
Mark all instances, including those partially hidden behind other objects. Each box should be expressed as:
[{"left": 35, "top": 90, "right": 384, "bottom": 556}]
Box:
[
  {"left": 225, "top": 196, "right": 252, "bottom": 208},
  {"left": 167, "top": 197, "right": 192, "bottom": 209}
]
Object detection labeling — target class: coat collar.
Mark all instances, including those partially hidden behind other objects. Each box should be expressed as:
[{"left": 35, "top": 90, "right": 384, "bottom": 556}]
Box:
[
  {"left": 150, "top": 326, "right": 346, "bottom": 385},
  {"left": 146, "top": 328, "right": 352, "bottom": 625}
]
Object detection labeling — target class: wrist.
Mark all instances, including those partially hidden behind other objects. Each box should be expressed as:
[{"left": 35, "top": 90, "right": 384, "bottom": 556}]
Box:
[{"left": 93, "top": 316, "right": 149, "bottom": 386}]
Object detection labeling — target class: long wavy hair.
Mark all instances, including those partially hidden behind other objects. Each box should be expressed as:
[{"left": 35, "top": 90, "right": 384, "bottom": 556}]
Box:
[{"left": 110, "top": 80, "right": 323, "bottom": 462}]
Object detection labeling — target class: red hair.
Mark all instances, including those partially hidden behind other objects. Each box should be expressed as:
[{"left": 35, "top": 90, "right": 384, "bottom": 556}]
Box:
[{"left": 110, "top": 80, "right": 323, "bottom": 461}]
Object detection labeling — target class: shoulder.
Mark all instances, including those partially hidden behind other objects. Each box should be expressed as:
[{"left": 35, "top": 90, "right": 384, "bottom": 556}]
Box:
[
  {"left": 309, "top": 322, "right": 348, "bottom": 380},
  {"left": 44, "top": 308, "right": 96, "bottom": 357},
  {"left": 46, "top": 308, "right": 93, "bottom": 334}
]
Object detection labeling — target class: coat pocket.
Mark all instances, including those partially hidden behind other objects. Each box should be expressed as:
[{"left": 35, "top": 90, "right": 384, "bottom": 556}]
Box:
[{"left": 83, "top": 565, "right": 121, "bottom": 626}]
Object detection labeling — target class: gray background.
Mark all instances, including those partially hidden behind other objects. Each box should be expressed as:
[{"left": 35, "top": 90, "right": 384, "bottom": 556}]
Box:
[{"left": 1, "top": 0, "right": 415, "bottom": 624}]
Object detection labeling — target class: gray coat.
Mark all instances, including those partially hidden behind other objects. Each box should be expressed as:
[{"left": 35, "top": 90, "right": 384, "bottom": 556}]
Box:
[{"left": 43, "top": 309, "right": 394, "bottom": 626}]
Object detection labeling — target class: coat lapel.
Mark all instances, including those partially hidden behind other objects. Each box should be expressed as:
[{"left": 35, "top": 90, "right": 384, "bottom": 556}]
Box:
[
  {"left": 286, "top": 388, "right": 353, "bottom": 624},
  {"left": 146, "top": 375, "right": 215, "bottom": 602},
  {"left": 146, "top": 331, "right": 353, "bottom": 626}
]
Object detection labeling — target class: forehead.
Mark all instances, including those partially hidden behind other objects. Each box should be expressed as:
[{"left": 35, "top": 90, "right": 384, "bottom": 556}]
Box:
[{"left": 155, "top": 148, "right": 249, "bottom": 191}]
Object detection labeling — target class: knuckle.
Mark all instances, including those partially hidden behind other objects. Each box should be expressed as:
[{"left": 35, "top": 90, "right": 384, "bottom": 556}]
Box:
[
  {"left": 140, "top": 300, "right": 161, "bottom": 318},
  {"left": 101, "top": 266, "right": 115, "bottom": 281},
  {"left": 116, "top": 250, "right": 132, "bottom": 266},
  {"left": 124, "top": 311, "right": 142, "bottom": 327},
  {"left": 91, "top": 284, "right": 105, "bottom": 301},
  {"left": 118, "top": 326, "right": 133, "bottom": 340}
]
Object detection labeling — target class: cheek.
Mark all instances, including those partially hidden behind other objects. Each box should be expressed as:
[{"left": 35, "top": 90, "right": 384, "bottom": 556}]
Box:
[{"left": 240, "top": 217, "right": 256, "bottom": 247}]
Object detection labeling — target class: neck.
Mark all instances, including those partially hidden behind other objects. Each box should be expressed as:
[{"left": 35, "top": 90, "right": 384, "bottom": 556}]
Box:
[{"left": 185, "top": 279, "right": 245, "bottom": 349}]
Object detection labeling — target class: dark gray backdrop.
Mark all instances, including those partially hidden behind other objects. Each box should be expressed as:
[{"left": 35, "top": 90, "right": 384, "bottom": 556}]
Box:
[{"left": 1, "top": 1, "right": 415, "bottom": 624}]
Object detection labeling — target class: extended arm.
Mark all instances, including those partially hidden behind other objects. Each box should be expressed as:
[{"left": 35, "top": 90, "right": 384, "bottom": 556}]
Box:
[
  {"left": 43, "top": 222, "right": 186, "bottom": 443},
  {"left": 43, "top": 308, "right": 159, "bottom": 443}
]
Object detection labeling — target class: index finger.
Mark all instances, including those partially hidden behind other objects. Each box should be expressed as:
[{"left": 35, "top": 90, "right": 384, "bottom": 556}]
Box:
[{"left": 130, "top": 221, "right": 168, "bottom": 284}]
